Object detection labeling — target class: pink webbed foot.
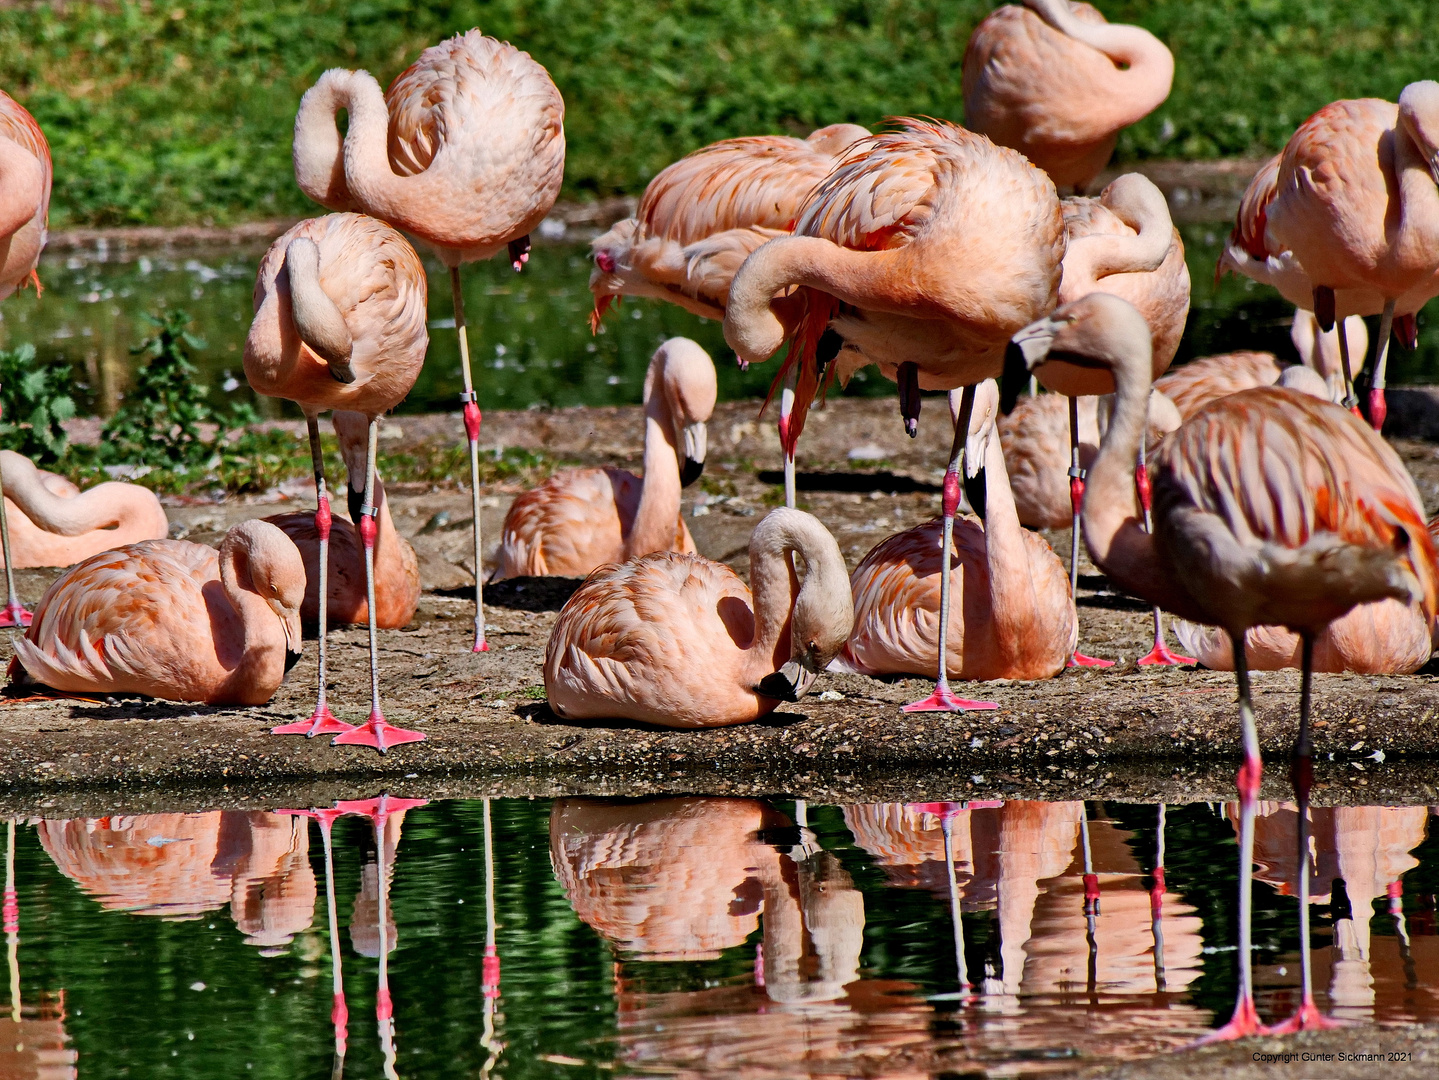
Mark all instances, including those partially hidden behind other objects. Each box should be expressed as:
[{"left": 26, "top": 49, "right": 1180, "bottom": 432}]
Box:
[
  {"left": 0, "top": 601, "right": 32, "bottom": 628},
  {"left": 1137, "top": 640, "right": 1196, "bottom": 667},
  {"left": 902, "top": 686, "right": 999, "bottom": 713},
  {"left": 331, "top": 712, "right": 426, "bottom": 754},
  {"left": 272, "top": 704, "right": 355, "bottom": 737},
  {"left": 1195, "top": 995, "right": 1266, "bottom": 1045},
  {"left": 1068, "top": 651, "right": 1114, "bottom": 668},
  {"left": 1266, "top": 997, "right": 1342, "bottom": 1035},
  {"left": 473, "top": 634, "right": 489, "bottom": 653}
]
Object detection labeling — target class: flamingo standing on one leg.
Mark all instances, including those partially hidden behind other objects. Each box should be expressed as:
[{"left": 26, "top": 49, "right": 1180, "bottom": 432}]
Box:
[
  {"left": 589, "top": 124, "right": 869, "bottom": 509},
  {"left": 962, "top": 0, "right": 1174, "bottom": 194},
  {"left": 1009, "top": 292, "right": 1438, "bottom": 1039},
  {"left": 723, "top": 117, "right": 1064, "bottom": 711},
  {"left": 245, "top": 213, "right": 429, "bottom": 752},
  {"left": 494, "top": 338, "right": 715, "bottom": 578},
  {"left": 294, "top": 30, "right": 566, "bottom": 651},
  {"left": 0, "top": 90, "right": 53, "bottom": 627},
  {"left": 1263, "top": 82, "right": 1439, "bottom": 431},
  {"left": 840, "top": 381, "right": 1073, "bottom": 698}
]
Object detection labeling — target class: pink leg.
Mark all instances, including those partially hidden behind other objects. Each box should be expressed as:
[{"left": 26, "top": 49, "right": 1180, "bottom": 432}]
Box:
[
  {"left": 0, "top": 442, "right": 31, "bottom": 628},
  {"left": 1063, "top": 396, "right": 1112, "bottom": 669},
  {"left": 1368, "top": 299, "right": 1395, "bottom": 433},
  {"left": 275, "top": 416, "right": 354, "bottom": 737},
  {"left": 1133, "top": 455, "right": 1194, "bottom": 666},
  {"left": 333, "top": 420, "right": 425, "bottom": 753},
  {"left": 906, "top": 387, "right": 998, "bottom": 713}
]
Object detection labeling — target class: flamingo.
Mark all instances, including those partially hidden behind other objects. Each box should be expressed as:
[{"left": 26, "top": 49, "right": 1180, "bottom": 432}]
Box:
[
  {"left": 723, "top": 117, "right": 1063, "bottom": 709},
  {"left": 1009, "top": 292, "right": 1439, "bottom": 1039},
  {"left": 1043, "top": 172, "right": 1189, "bottom": 666},
  {"left": 265, "top": 411, "right": 419, "bottom": 630},
  {"left": 962, "top": 0, "right": 1174, "bottom": 194},
  {"left": 544, "top": 507, "right": 854, "bottom": 728},
  {"left": 244, "top": 212, "right": 428, "bottom": 752},
  {"left": 589, "top": 124, "right": 868, "bottom": 507},
  {"left": 840, "top": 381, "right": 1074, "bottom": 696},
  {"left": 0, "top": 450, "right": 168, "bottom": 567},
  {"left": 0, "top": 90, "right": 52, "bottom": 629},
  {"left": 8, "top": 520, "right": 305, "bottom": 706},
  {"left": 1263, "top": 82, "right": 1439, "bottom": 430},
  {"left": 494, "top": 338, "right": 715, "bottom": 579},
  {"left": 294, "top": 30, "right": 566, "bottom": 653}
]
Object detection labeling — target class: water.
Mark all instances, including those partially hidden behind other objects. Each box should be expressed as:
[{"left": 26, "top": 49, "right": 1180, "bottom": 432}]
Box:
[
  {"left": 3, "top": 794, "right": 1437, "bottom": 1078},
  {"left": 6, "top": 228, "right": 1439, "bottom": 422}
]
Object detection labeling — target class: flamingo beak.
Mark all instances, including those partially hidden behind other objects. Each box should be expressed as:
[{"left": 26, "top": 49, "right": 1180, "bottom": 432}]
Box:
[
  {"left": 596, "top": 251, "right": 616, "bottom": 274},
  {"left": 754, "top": 658, "right": 818, "bottom": 703},
  {"left": 681, "top": 422, "right": 707, "bottom": 487},
  {"left": 281, "top": 611, "right": 303, "bottom": 671}
]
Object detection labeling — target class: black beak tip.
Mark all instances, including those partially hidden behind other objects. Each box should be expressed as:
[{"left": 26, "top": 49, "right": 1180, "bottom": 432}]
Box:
[
  {"left": 1000, "top": 342, "right": 1028, "bottom": 415},
  {"left": 348, "top": 485, "right": 364, "bottom": 524},
  {"left": 964, "top": 465, "right": 988, "bottom": 523},
  {"left": 680, "top": 457, "right": 704, "bottom": 488},
  {"left": 754, "top": 670, "right": 803, "bottom": 703},
  {"left": 284, "top": 648, "right": 303, "bottom": 674}
]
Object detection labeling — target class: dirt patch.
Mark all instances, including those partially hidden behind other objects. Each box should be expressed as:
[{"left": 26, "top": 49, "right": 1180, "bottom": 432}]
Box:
[{"left": 3, "top": 395, "right": 1439, "bottom": 809}]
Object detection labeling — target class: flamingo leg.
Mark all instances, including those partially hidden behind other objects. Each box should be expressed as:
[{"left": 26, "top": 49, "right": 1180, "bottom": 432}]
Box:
[
  {"left": 481, "top": 797, "right": 502, "bottom": 1068},
  {"left": 1270, "top": 634, "right": 1341, "bottom": 1034},
  {"left": 780, "top": 366, "right": 797, "bottom": 509},
  {"left": 0, "top": 458, "right": 30, "bottom": 628},
  {"left": 1135, "top": 439, "right": 1194, "bottom": 666},
  {"left": 904, "top": 385, "right": 998, "bottom": 712},
  {"left": 275, "top": 415, "right": 354, "bottom": 737},
  {"left": 374, "top": 810, "right": 398, "bottom": 1080},
  {"left": 320, "top": 814, "right": 349, "bottom": 1075},
  {"left": 1152, "top": 804, "right": 1168, "bottom": 994},
  {"left": 5, "top": 819, "right": 17, "bottom": 1023},
  {"left": 1199, "top": 635, "right": 1267, "bottom": 1043},
  {"left": 332, "top": 420, "right": 425, "bottom": 753},
  {"left": 1066, "top": 396, "right": 1111, "bottom": 668},
  {"left": 1081, "top": 803, "right": 1100, "bottom": 998},
  {"left": 1369, "top": 298, "right": 1396, "bottom": 432},
  {"left": 942, "top": 810, "right": 971, "bottom": 996},
  {"left": 451, "top": 266, "right": 489, "bottom": 653}
]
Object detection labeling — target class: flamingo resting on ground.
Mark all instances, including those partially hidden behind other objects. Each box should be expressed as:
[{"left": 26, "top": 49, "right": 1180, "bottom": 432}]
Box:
[
  {"left": 265, "top": 411, "right": 420, "bottom": 630},
  {"left": 0, "top": 90, "right": 52, "bottom": 627},
  {"left": 294, "top": 29, "right": 566, "bottom": 652},
  {"left": 9, "top": 520, "right": 306, "bottom": 705},
  {"left": 962, "top": 0, "right": 1174, "bottom": 193},
  {"left": 494, "top": 338, "right": 715, "bottom": 579},
  {"left": 840, "top": 380, "right": 1073, "bottom": 690},
  {"left": 589, "top": 123, "right": 868, "bottom": 508},
  {"left": 1009, "top": 292, "right": 1438, "bottom": 1039},
  {"left": 1263, "top": 82, "right": 1439, "bottom": 430},
  {"left": 245, "top": 212, "right": 429, "bottom": 752},
  {"left": 723, "top": 116, "right": 1063, "bottom": 709},
  {"left": 1040, "top": 171, "right": 1189, "bottom": 666},
  {"left": 544, "top": 507, "right": 854, "bottom": 728},
  {"left": 0, "top": 450, "right": 168, "bottom": 567}
]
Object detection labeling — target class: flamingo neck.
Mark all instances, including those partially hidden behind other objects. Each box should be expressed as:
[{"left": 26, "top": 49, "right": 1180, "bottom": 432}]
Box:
[
  {"left": 0, "top": 134, "right": 42, "bottom": 241},
  {"left": 1080, "top": 347, "right": 1188, "bottom": 613},
  {"left": 624, "top": 394, "right": 682, "bottom": 561},
  {"left": 293, "top": 70, "right": 361, "bottom": 213},
  {"left": 1062, "top": 224, "right": 1172, "bottom": 300},
  {"left": 218, "top": 532, "right": 273, "bottom": 667},
  {"left": 0, "top": 451, "right": 122, "bottom": 536},
  {"left": 1391, "top": 122, "right": 1439, "bottom": 273},
  {"left": 1025, "top": 1, "right": 1174, "bottom": 124},
  {"left": 746, "top": 531, "right": 801, "bottom": 679},
  {"left": 975, "top": 421, "right": 1037, "bottom": 643}
]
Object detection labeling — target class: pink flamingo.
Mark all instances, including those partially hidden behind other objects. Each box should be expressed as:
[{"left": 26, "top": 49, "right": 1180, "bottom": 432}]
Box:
[
  {"left": 1010, "top": 292, "right": 1438, "bottom": 1040},
  {"left": 1050, "top": 172, "right": 1188, "bottom": 666},
  {"left": 544, "top": 507, "right": 854, "bottom": 728},
  {"left": 1263, "top": 82, "right": 1439, "bottom": 430},
  {"left": 962, "top": 0, "right": 1174, "bottom": 193},
  {"left": 494, "top": 338, "right": 715, "bottom": 579},
  {"left": 0, "top": 450, "right": 168, "bottom": 567},
  {"left": 245, "top": 213, "right": 428, "bottom": 752},
  {"left": 840, "top": 381, "right": 1073, "bottom": 695},
  {"left": 265, "top": 412, "right": 420, "bottom": 630},
  {"left": 9, "top": 520, "right": 305, "bottom": 705},
  {"left": 0, "top": 90, "right": 52, "bottom": 628},
  {"left": 294, "top": 30, "right": 566, "bottom": 653},
  {"left": 723, "top": 117, "right": 1064, "bottom": 710}
]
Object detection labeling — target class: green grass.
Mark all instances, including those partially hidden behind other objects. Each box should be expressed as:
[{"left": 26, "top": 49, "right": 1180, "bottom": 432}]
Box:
[{"left": 3, "top": 1, "right": 1436, "bottom": 228}]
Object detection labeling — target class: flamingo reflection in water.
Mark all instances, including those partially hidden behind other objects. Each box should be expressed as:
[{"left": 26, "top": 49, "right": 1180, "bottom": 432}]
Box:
[
  {"left": 550, "top": 797, "right": 938, "bottom": 1077},
  {"left": 1, "top": 818, "right": 77, "bottom": 1080},
  {"left": 1231, "top": 803, "right": 1434, "bottom": 1026},
  {"left": 36, "top": 811, "right": 315, "bottom": 950}
]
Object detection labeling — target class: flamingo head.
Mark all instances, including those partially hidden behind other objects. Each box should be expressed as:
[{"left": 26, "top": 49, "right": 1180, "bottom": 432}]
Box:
[
  {"left": 1400, "top": 81, "right": 1439, "bottom": 186},
  {"left": 587, "top": 219, "right": 639, "bottom": 333}
]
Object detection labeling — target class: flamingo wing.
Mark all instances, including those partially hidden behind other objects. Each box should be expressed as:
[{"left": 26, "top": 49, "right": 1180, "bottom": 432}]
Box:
[{"left": 1153, "top": 351, "right": 1283, "bottom": 420}]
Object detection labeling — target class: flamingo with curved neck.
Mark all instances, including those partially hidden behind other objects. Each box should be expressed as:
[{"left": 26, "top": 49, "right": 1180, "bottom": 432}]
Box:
[
  {"left": 544, "top": 507, "right": 854, "bottom": 728},
  {"left": 842, "top": 380, "right": 1075, "bottom": 686},
  {"left": 9, "top": 520, "right": 306, "bottom": 705},
  {"left": 962, "top": 0, "right": 1174, "bottom": 193},
  {"left": 0, "top": 451, "right": 167, "bottom": 567},
  {"left": 1264, "top": 81, "right": 1439, "bottom": 429},
  {"left": 294, "top": 31, "right": 566, "bottom": 652},
  {"left": 496, "top": 338, "right": 715, "bottom": 579},
  {"left": 1010, "top": 292, "right": 1438, "bottom": 1039}
]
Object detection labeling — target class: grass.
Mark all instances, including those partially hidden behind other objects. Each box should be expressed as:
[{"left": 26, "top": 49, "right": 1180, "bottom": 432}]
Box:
[{"left": 3, "top": 2, "right": 1436, "bottom": 228}]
